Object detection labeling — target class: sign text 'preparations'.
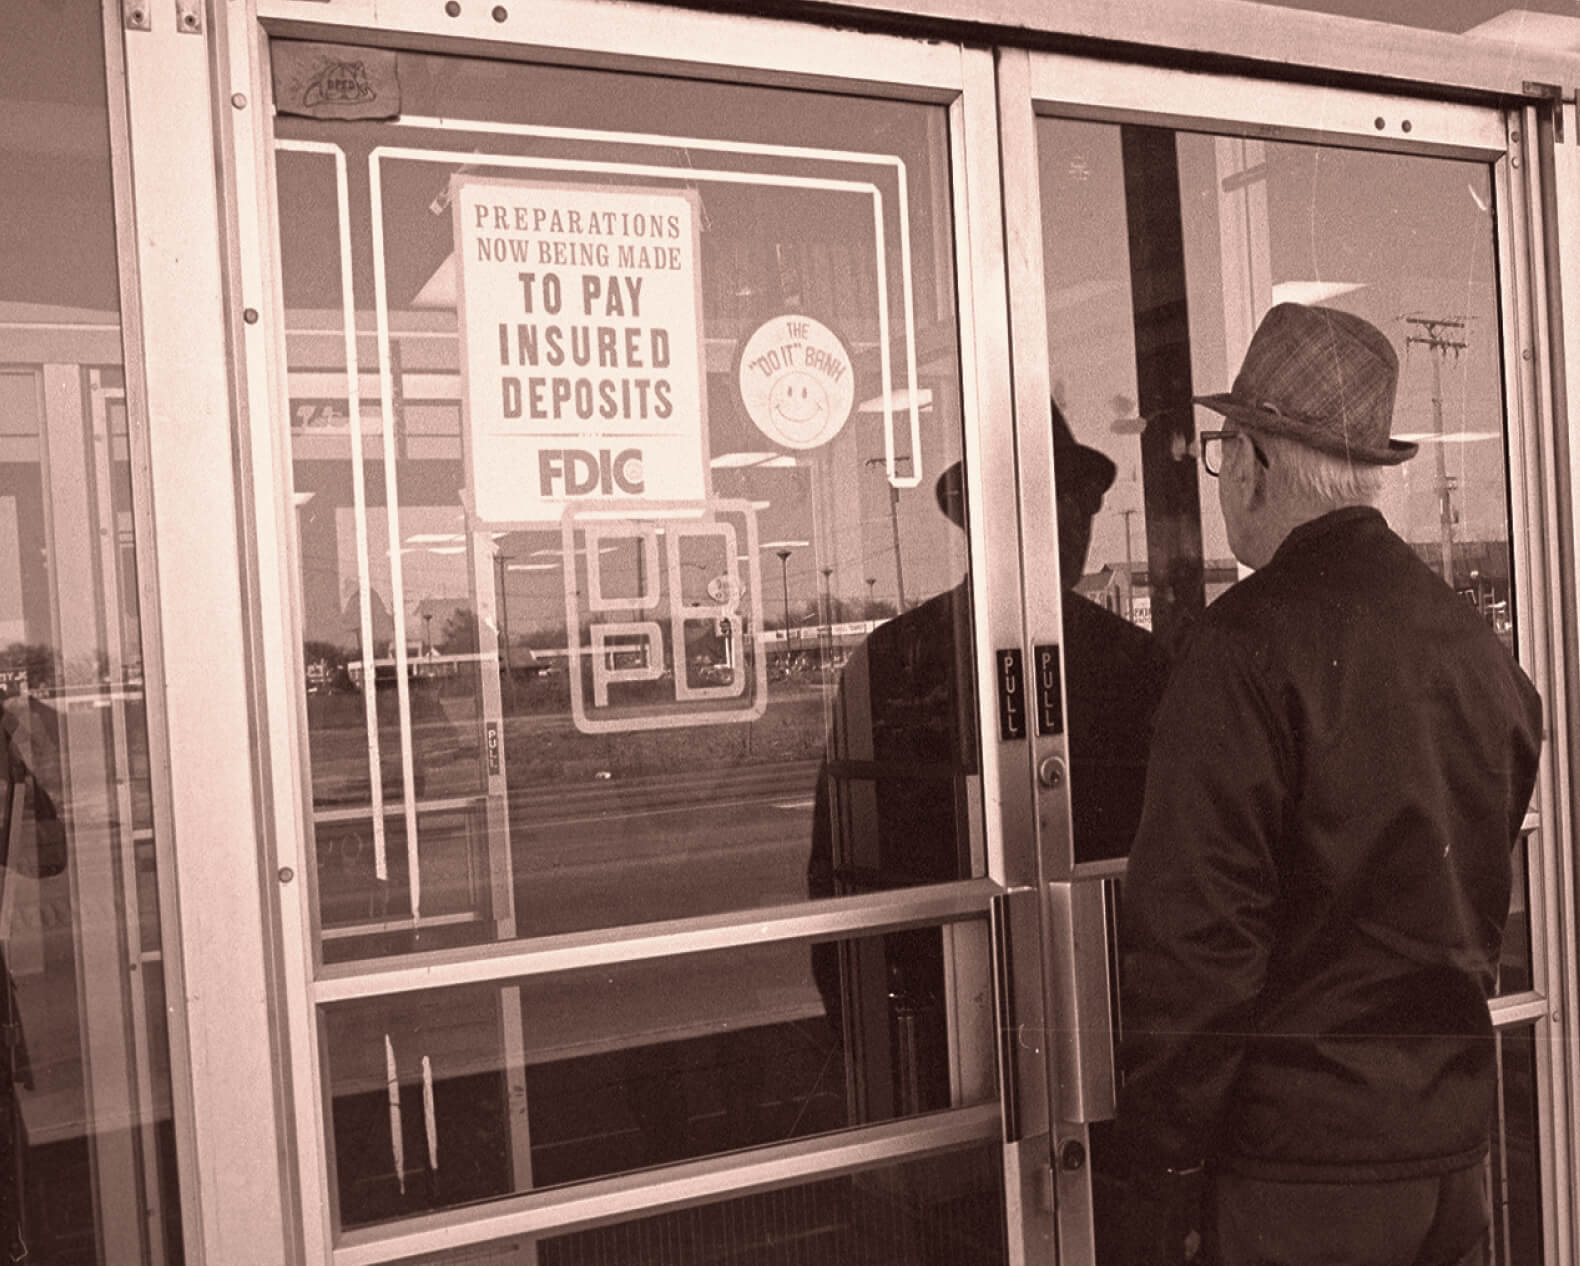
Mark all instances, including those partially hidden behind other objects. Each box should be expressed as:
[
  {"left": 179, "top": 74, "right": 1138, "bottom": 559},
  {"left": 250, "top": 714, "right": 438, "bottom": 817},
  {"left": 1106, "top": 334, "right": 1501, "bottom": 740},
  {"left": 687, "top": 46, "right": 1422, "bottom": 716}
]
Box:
[{"left": 454, "top": 178, "right": 707, "bottom": 522}]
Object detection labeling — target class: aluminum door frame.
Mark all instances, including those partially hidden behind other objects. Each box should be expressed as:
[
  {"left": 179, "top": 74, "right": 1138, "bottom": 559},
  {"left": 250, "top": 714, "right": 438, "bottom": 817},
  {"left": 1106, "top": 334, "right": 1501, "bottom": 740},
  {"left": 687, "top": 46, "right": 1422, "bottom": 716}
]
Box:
[
  {"left": 999, "top": 44, "right": 1577, "bottom": 1266},
  {"left": 224, "top": 3, "right": 1046, "bottom": 1262}
]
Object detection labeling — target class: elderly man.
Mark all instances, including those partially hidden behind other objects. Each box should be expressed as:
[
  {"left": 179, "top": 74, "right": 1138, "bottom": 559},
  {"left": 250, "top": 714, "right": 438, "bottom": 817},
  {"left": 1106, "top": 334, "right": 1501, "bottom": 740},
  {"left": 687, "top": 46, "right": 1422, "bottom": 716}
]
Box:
[{"left": 1114, "top": 303, "right": 1543, "bottom": 1266}]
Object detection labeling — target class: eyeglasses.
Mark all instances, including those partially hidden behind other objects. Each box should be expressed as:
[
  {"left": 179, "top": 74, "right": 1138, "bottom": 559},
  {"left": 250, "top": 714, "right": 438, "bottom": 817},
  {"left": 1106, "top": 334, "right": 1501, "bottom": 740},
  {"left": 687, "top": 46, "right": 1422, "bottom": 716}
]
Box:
[{"left": 1199, "top": 429, "right": 1269, "bottom": 478}]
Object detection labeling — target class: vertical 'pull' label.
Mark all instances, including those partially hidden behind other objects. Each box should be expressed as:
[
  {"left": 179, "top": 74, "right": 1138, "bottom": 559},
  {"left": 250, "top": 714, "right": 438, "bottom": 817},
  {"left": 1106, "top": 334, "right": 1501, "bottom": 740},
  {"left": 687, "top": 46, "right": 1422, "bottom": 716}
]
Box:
[
  {"left": 1034, "top": 644, "right": 1063, "bottom": 736},
  {"left": 997, "top": 648, "right": 1026, "bottom": 741}
]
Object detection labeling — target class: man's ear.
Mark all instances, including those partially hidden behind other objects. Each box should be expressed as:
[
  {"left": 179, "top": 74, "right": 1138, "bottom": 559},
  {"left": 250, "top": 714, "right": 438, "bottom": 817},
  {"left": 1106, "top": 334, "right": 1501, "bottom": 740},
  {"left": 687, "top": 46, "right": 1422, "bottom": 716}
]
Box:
[
  {"left": 1246, "top": 446, "right": 1270, "bottom": 510},
  {"left": 1229, "top": 437, "right": 1266, "bottom": 511}
]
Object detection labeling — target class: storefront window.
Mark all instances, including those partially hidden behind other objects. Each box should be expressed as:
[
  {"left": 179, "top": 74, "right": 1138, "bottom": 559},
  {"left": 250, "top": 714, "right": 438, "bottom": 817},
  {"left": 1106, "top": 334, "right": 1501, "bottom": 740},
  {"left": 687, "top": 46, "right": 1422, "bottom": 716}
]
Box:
[
  {"left": 323, "top": 923, "right": 994, "bottom": 1225},
  {"left": 1037, "top": 109, "right": 1537, "bottom": 1266},
  {"left": 0, "top": 9, "right": 182, "bottom": 1262},
  {"left": 1038, "top": 118, "right": 1522, "bottom": 874},
  {"left": 273, "top": 40, "right": 991, "bottom": 1243},
  {"left": 275, "top": 49, "right": 973, "bottom": 961}
]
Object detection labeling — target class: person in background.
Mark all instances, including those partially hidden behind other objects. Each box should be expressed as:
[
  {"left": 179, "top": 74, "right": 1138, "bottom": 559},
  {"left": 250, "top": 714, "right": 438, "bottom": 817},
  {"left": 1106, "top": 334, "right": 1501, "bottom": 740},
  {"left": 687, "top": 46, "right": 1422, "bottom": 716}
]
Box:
[
  {"left": 0, "top": 685, "right": 69, "bottom": 1260},
  {"left": 1114, "top": 303, "right": 1543, "bottom": 1266}
]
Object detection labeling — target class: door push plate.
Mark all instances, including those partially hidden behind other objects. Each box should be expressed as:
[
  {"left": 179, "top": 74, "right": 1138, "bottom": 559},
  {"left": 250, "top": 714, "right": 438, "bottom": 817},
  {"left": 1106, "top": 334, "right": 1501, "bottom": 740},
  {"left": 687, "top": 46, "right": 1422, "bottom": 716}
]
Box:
[{"left": 996, "top": 648, "right": 1026, "bottom": 741}]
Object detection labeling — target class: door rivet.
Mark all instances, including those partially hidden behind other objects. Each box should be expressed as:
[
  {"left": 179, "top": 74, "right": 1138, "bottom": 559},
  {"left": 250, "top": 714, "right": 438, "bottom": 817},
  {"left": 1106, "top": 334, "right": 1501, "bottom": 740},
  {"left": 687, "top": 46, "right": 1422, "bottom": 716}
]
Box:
[
  {"left": 243, "top": 308, "right": 259, "bottom": 324},
  {"left": 278, "top": 867, "right": 294, "bottom": 884},
  {"left": 231, "top": 92, "right": 247, "bottom": 109}
]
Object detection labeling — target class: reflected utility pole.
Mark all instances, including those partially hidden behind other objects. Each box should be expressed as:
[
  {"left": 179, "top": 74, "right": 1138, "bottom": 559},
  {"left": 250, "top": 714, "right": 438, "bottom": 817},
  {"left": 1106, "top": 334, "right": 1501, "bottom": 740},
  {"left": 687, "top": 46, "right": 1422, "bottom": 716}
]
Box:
[
  {"left": 494, "top": 551, "right": 514, "bottom": 710},
  {"left": 1119, "top": 507, "right": 1139, "bottom": 622},
  {"left": 1404, "top": 315, "right": 1467, "bottom": 588},
  {"left": 819, "top": 566, "right": 834, "bottom": 674},
  {"left": 776, "top": 548, "right": 793, "bottom": 651},
  {"left": 865, "top": 456, "right": 909, "bottom": 613}
]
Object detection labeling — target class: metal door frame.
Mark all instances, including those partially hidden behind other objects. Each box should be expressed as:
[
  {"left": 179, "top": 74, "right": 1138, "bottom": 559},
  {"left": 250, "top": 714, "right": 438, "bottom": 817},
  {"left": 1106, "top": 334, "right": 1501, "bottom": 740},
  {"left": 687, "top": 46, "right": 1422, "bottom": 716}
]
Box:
[
  {"left": 105, "top": 0, "right": 1580, "bottom": 1261},
  {"left": 225, "top": 2, "right": 1046, "bottom": 1261},
  {"left": 999, "top": 44, "right": 1578, "bottom": 1266}
]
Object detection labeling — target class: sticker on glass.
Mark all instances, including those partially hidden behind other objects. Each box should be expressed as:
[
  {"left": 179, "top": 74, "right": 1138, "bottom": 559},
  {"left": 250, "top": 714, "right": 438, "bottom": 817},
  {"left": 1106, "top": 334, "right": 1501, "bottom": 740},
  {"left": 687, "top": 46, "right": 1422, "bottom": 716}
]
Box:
[
  {"left": 738, "top": 314, "right": 855, "bottom": 451},
  {"left": 562, "top": 500, "right": 768, "bottom": 734}
]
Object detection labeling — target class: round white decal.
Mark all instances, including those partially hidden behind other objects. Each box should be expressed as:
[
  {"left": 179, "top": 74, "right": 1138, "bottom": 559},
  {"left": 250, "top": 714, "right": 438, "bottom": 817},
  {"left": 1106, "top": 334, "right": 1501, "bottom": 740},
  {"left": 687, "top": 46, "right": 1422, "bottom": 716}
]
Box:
[{"left": 737, "top": 315, "right": 855, "bottom": 451}]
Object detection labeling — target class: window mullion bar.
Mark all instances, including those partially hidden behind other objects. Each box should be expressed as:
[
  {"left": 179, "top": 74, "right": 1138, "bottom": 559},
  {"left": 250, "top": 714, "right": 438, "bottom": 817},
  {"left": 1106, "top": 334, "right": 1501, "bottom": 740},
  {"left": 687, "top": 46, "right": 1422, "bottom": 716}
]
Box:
[
  {"left": 314, "top": 878, "right": 1003, "bottom": 1002},
  {"left": 332, "top": 1103, "right": 1001, "bottom": 1266}
]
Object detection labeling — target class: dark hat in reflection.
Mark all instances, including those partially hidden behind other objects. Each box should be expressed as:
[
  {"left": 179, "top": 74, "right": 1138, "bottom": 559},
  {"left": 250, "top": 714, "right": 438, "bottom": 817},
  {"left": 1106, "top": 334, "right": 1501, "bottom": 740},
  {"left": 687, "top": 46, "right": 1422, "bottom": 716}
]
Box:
[{"left": 934, "top": 401, "right": 1116, "bottom": 529}]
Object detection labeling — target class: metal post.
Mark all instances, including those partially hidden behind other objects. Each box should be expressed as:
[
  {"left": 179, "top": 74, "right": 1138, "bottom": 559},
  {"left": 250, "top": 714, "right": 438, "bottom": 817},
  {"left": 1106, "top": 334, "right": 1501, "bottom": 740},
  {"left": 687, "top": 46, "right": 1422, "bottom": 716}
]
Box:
[
  {"left": 495, "top": 551, "right": 514, "bottom": 709},
  {"left": 820, "top": 566, "right": 834, "bottom": 673},
  {"left": 888, "top": 484, "right": 907, "bottom": 613},
  {"left": 866, "top": 457, "right": 909, "bottom": 612},
  {"left": 1119, "top": 507, "right": 1138, "bottom": 621},
  {"left": 1404, "top": 315, "right": 1467, "bottom": 589},
  {"left": 776, "top": 548, "right": 792, "bottom": 658}
]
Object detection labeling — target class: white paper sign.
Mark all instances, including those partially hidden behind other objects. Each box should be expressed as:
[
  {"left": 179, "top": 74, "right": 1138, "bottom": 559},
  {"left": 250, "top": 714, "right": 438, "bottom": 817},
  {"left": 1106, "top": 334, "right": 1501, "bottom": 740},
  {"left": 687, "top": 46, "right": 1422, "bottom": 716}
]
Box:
[{"left": 453, "top": 178, "right": 708, "bottom": 522}]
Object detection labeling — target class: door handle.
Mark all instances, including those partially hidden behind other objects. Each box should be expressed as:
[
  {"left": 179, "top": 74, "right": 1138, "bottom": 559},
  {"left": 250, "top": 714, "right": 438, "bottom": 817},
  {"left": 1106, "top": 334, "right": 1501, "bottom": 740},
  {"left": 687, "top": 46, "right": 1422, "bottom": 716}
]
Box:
[
  {"left": 992, "top": 887, "right": 1050, "bottom": 1143},
  {"left": 1045, "top": 879, "right": 1117, "bottom": 1122}
]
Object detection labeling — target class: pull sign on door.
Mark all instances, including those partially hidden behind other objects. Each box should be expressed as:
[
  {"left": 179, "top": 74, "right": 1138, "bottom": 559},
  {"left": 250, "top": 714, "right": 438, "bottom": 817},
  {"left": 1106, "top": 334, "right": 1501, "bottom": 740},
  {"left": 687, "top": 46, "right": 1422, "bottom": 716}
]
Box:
[
  {"left": 1033, "top": 644, "right": 1063, "bottom": 736},
  {"left": 997, "top": 648, "right": 1027, "bottom": 741}
]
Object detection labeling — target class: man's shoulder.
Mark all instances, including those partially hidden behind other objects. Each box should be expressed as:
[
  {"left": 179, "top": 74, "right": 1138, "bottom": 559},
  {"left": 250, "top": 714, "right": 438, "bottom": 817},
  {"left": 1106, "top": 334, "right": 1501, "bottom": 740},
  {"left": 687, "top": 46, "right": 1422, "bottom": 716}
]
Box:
[{"left": 864, "top": 586, "right": 960, "bottom": 651}]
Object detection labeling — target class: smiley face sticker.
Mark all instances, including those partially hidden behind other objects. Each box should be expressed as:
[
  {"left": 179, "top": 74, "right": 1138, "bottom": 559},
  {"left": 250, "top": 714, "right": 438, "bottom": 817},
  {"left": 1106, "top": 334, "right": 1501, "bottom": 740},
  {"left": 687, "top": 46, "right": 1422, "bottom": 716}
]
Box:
[{"left": 738, "top": 315, "right": 855, "bottom": 451}]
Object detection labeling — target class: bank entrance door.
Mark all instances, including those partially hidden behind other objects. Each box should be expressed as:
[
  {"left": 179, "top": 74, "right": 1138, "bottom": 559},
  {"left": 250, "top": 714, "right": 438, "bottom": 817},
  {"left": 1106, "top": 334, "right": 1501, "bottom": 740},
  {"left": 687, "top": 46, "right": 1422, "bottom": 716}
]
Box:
[
  {"left": 253, "top": 7, "right": 1058, "bottom": 1263},
  {"left": 999, "top": 50, "right": 1564, "bottom": 1266},
  {"left": 246, "top": 5, "right": 1566, "bottom": 1262}
]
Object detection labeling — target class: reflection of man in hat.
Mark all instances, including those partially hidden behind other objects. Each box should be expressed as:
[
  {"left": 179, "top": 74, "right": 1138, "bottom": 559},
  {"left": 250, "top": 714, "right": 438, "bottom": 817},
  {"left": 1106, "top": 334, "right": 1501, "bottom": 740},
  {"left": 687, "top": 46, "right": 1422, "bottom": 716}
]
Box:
[
  {"left": 938, "top": 404, "right": 1171, "bottom": 858},
  {"left": 807, "top": 402, "right": 1169, "bottom": 1110},
  {"left": 1114, "top": 304, "right": 1542, "bottom": 1266},
  {"left": 1043, "top": 407, "right": 1172, "bottom": 863}
]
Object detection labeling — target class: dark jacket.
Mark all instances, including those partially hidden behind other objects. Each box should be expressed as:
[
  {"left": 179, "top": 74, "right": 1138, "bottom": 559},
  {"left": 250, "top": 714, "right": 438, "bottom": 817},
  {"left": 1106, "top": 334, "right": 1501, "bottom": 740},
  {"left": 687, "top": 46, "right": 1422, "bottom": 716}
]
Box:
[
  {"left": 1116, "top": 507, "right": 1542, "bottom": 1183},
  {"left": 1064, "top": 591, "right": 1173, "bottom": 863}
]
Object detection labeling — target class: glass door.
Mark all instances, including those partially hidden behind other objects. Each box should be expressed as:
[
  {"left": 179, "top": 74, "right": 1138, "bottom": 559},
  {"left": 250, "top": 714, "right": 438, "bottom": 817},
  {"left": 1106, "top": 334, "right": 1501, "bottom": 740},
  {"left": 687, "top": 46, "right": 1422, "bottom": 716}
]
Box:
[
  {"left": 250, "top": 10, "right": 1050, "bottom": 1262},
  {"left": 0, "top": 11, "right": 186, "bottom": 1262},
  {"left": 999, "top": 49, "right": 1564, "bottom": 1266}
]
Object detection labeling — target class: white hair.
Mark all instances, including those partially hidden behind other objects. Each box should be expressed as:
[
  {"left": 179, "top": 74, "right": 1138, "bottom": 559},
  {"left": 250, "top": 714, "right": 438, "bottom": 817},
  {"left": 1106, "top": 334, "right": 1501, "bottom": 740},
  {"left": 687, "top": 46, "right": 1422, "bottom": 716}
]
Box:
[{"left": 1258, "top": 431, "right": 1386, "bottom": 508}]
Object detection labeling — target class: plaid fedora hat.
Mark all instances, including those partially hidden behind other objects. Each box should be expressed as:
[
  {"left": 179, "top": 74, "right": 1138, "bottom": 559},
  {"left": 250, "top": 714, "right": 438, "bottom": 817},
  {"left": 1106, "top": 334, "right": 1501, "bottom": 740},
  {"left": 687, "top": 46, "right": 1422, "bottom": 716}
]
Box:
[{"left": 1194, "top": 303, "right": 1417, "bottom": 466}]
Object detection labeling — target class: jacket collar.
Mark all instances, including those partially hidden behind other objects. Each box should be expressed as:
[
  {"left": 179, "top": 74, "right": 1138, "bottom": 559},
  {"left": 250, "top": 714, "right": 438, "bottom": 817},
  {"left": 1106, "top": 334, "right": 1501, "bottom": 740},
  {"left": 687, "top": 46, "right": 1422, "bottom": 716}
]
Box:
[{"left": 1269, "top": 505, "right": 1385, "bottom": 567}]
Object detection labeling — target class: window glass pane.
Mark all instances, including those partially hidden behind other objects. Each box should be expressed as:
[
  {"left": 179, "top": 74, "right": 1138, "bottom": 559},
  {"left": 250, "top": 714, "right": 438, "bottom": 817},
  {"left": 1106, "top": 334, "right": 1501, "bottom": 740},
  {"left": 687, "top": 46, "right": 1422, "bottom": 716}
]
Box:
[
  {"left": 322, "top": 922, "right": 995, "bottom": 1228},
  {"left": 0, "top": 9, "right": 182, "bottom": 1261},
  {"left": 389, "top": 1142, "right": 1009, "bottom": 1266},
  {"left": 1496, "top": 831, "right": 1534, "bottom": 997},
  {"left": 273, "top": 47, "right": 976, "bottom": 962},
  {"left": 1041, "top": 111, "right": 1540, "bottom": 1266},
  {"left": 1490, "top": 1025, "right": 1542, "bottom": 1266},
  {"left": 1039, "top": 117, "right": 1519, "bottom": 867}
]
